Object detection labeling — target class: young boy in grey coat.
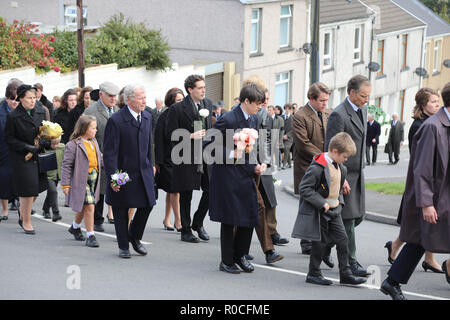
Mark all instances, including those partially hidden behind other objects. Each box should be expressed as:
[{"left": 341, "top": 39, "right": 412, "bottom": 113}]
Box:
[{"left": 292, "top": 132, "right": 367, "bottom": 286}]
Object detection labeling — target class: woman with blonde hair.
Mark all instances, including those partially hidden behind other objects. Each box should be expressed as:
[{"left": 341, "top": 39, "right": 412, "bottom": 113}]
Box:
[{"left": 61, "top": 115, "right": 102, "bottom": 247}]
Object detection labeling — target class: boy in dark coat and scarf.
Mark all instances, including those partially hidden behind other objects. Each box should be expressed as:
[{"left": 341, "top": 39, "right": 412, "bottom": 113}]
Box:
[{"left": 292, "top": 132, "right": 366, "bottom": 286}]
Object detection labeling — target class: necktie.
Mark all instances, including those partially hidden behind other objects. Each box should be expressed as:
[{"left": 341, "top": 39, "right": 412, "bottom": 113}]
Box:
[
  {"left": 332, "top": 161, "right": 338, "bottom": 169},
  {"left": 107, "top": 107, "right": 113, "bottom": 117},
  {"left": 137, "top": 114, "right": 141, "bottom": 126},
  {"left": 356, "top": 109, "right": 363, "bottom": 125},
  {"left": 317, "top": 111, "right": 323, "bottom": 125}
]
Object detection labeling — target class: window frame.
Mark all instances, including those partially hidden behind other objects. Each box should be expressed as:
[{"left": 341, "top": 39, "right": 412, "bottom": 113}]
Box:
[
  {"left": 353, "top": 25, "right": 363, "bottom": 63},
  {"left": 250, "top": 8, "right": 262, "bottom": 55},
  {"left": 64, "top": 5, "right": 87, "bottom": 26},
  {"left": 401, "top": 34, "right": 408, "bottom": 69},
  {"left": 274, "top": 71, "right": 291, "bottom": 107},
  {"left": 377, "top": 40, "right": 385, "bottom": 77},
  {"left": 323, "top": 30, "right": 333, "bottom": 70},
  {"left": 279, "top": 5, "right": 292, "bottom": 48},
  {"left": 398, "top": 90, "right": 405, "bottom": 121}
]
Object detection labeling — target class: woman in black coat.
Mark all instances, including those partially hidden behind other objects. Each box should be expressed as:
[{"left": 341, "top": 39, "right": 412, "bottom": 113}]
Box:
[
  {"left": 54, "top": 89, "right": 77, "bottom": 144},
  {"left": 5, "top": 85, "right": 50, "bottom": 234},
  {"left": 385, "top": 88, "right": 442, "bottom": 271},
  {"left": 68, "top": 86, "right": 93, "bottom": 137},
  {"left": 155, "top": 88, "right": 185, "bottom": 231}
]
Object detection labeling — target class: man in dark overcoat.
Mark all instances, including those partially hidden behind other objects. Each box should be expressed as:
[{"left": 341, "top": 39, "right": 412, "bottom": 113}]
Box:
[
  {"left": 103, "top": 84, "right": 156, "bottom": 259},
  {"left": 325, "top": 75, "right": 370, "bottom": 277},
  {"left": 384, "top": 112, "right": 404, "bottom": 164},
  {"left": 165, "top": 75, "right": 213, "bottom": 243},
  {"left": 380, "top": 83, "right": 450, "bottom": 300},
  {"left": 209, "top": 84, "right": 266, "bottom": 274},
  {"left": 366, "top": 113, "right": 381, "bottom": 165}
]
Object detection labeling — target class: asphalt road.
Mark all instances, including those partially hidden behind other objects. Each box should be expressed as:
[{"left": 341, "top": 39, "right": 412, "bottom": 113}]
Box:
[{"left": 1, "top": 151, "right": 449, "bottom": 301}]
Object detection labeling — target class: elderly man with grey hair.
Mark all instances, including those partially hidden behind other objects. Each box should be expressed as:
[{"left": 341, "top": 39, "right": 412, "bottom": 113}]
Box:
[
  {"left": 103, "top": 84, "right": 156, "bottom": 258},
  {"left": 84, "top": 81, "right": 120, "bottom": 232},
  {"left": 366, "top": 113, "right": 381, "bottom": 165},
  {"left": 384, "top": 112, "right": 404, "bottom": 165}
]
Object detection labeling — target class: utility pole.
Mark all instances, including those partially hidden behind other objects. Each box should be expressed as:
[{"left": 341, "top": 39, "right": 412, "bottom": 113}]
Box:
[
  {"left": 310, "top": 0, "right": 320, "bottom": 85},
  {"left": 77, "top": 0, "right": 85, "bottom": 87}
]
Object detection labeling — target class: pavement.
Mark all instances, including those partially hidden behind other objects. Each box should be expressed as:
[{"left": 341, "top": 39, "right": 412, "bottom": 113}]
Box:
[{"left": 277, "top": 146, "right": 410, "bottom": 226}]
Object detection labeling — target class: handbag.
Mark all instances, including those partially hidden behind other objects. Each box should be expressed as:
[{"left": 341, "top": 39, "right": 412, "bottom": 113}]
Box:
[{"left": 38, "top": 151, "right": 58, "bottom": 173}]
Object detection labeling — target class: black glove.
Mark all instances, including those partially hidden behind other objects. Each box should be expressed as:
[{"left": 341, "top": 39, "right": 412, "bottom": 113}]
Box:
[
  {"left": 24, "top": 144, "right": 40, "bottom": 154},
  {"left": 39, "top": 138, "right": 52, "bottom": 150}
]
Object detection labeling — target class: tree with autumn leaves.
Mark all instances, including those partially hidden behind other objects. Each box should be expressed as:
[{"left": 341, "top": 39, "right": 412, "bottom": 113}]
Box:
[{"left": 0, "top": 18, "right": 61, "bottom": 73}]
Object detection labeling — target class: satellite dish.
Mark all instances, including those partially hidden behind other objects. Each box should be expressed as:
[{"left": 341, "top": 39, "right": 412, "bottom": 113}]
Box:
[
  {"left": 368, "top": 62, "right": 380, "bottom": 72},
  {"left": 443, "top": 59, "right": 450, "bottom": 68},
  {"left": 301, "top": 43, "right": 312, "bottom": 54},
  {"left": 414, "top": 67, "right": 428, "bottom": 77}
]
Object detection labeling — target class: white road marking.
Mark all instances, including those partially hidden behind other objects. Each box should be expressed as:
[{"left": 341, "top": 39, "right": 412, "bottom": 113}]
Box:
[
  {"left": 253, "top": 264, "right": 449, "bottom": 301},
  {"left": 32, "top": 214, "right": 152, "bottom": 245}
]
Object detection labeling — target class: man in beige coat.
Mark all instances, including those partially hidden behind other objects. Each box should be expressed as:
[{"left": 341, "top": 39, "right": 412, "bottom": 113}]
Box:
[{"left": 292, "top": 82, "right": 331, "bottom": 256}]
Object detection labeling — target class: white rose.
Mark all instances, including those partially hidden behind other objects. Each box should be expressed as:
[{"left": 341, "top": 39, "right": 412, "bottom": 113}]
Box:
[
  {"left": 274, "top": 180, "right": 282, "bottom": 187},
  {"left": 111, "top": 173, "right": 119, "bottom": 181},
  {"left": 199, "top": 109, "right": 209, "bottom": 118}
]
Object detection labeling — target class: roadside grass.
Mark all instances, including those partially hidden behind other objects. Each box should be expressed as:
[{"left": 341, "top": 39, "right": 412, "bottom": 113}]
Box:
[{"left": 365, "top": 182, "right": 405, "bottom": 195}]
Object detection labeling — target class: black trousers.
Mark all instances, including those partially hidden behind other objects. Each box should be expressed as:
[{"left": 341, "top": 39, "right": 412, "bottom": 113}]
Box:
[
  {"left": 309, "top": 212, "right": 349, "bottom": 276},
  {"left": 42, "top": 179, "right": 59, "bottom": 214},
  {"left": 220, "top": 223, "right": 253, "bottom": 266},
  {"left": 366, "top": 144, "right": 378, "bottom": 164},
  {"left": 94, "top": 194, "right": 105, "bottom": 225},
  {"left": 179, "top": 169, "right": 209, "bottom": 234},
  {"left": 387, "top": 243, "right": 425, "bottom": 284},
  {"left": 112, "top": 206, "right": 153, "bottom": 250}
]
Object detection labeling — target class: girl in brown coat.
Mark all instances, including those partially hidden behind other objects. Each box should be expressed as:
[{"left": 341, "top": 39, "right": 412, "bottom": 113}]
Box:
[{"left": 61, "top": 115, "right": 102, "bottom": 248}]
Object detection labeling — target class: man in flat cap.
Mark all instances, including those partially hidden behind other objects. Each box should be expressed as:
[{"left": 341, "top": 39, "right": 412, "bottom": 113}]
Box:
[{"left": 84, "top": 81, "right": 120, "bottom": 232}]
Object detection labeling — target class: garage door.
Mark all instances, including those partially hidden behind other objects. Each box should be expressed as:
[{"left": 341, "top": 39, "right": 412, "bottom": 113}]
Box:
[{"left": 205, "top": 72, "right": 223, "bottom": 104}]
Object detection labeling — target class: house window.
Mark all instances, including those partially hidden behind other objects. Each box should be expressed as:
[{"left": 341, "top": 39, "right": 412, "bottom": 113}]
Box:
[
  {"left": 398, "top": 90, "right": 405, "bottom": 121},
  {"left": 433, "top": 40, "right": 441, "bottom": 73},
  {"left": 401, "top": 34, "right": 408, "bottom": 69},
  {"left": 377, "top": 40, "right": 385, "bottom": 76},
  {"left": 250, "top": 8, "right": 262, "bottom": 54},
  {"left": 354, "top": 25, "right": 363, "bottom": 63},
  {"left": 275, "top": 71, "right": 291, "bottom": 107},
  {"left": 279, "top": 5, "right": 292, "bottom": 48},
  {"left": 65, "top": 5, "right": 87, "bottom": 26},
  {"left": 323, "top": 30, "right": 333, "bottom": 70},
  {"left": 375, "top": 97, "right": 382, "bottom": 108}
]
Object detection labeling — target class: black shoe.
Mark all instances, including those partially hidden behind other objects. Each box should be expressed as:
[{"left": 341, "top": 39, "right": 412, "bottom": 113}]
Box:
[
  {"left": 384, "top": 241, "right": 395, "bottom": 264},
  {"left": 244, "top": 254, "right": 254, "bottom": 261},
  {"left": 30, "top": 209, "right": 35, "bottom": 215},
  {"left": 271, "top": 233, "right": 289, "bottom": 245},
  {"left": 380, "top": 279, "right": 407, "bottom": 300},
  {"left": 366, "top": 162, "right": 370, "bottom": 166},
  {"left": 18, "top": 218, "right": 23, "bottom": 229},
  {"left": 193, "top": 226, "right": 210, "bottom": 241},
  {"left": 52, "top": 212, "right": 62, "bottom": 222},
  {"left": 68, "top": 226, "right": 86, "bottom": 241},
  {"left": 86, "top": 235, "right": 99, "bottom": 247},
  {"left": 235, "top": 256, "right": 254, "bottom": 272},
  {"left": 129, "top": 237, "right": 147, "bottom": 255},
  {"left": 322, "top": 255, "right": 335, "bottom": 268},
  {"left": 119, "top": 249, "right": 131, "bottom": 259},
  {"left": 107, "top": 217, "right": 114, "bottom": 224},
  {"left": 442, "top": 260, "right": 450, "bottom": 285},
  {"left": 0, "top": 215, "right": 8, "bottom": 221},
  {"left": 163, "top": 223, "right": 174, "bottom": 231},
  {"left": 265, "top": 250, "right": 284, "bottom": 264},
  {"left": 340, "top": 273, "right": 367, "bottom": 285},
  {"left": 219, "top": 262, "right": 240, "bottom": 274},
  {"left": 94, "top": 224, "right": 104, "bottom": 232},
  {"left": 306, "top": 274, "right": 332, "bottom": 286},
  {"left": 43, "top": 211, "right": 51, "bottom": 219},
  {"left": 422, "top": 261, "right": 444, "bottom": 274},
  {"left": 394, "top": 159, "right": 399, "bottom": 164},
  {"left": 9, "top": 202, "right": 18, "bottom": 211},
  {"left": 181, "top": 232, "right": 199, "bottom": 243},
  {"left": 350, "top": 261, "right": 370, "bottom": 277},
  {"left": 23, "top": 228, "right": 36, "bottom": 235}
]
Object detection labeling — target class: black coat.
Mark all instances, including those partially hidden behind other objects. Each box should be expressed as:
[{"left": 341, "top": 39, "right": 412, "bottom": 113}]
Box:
[
  {"left": 165, "top": 95, "right": 213, "bottom": 192},
  {"left": 366, "top": 120, "right": 381, "bottom": 145},
  {"left": 408, "top": 117, "right": 427, "bottom": 154},
  {"left": 67, "top": 104, "right": 85, "bottom": 138},
  {"left": 209, "top": 105, "right": 259, "bottom": 227},
  {"left": 154, "top": 109, "right": 174, "bottom": 193},
  {"left": 5, "top": 104, "right": 48, "bottom": 196},
  {"left": 0, "top": 101, "right": 14, "bottom": 199},
  {"left": 54, "top": 108, "right": 71, "bottom": 144}
]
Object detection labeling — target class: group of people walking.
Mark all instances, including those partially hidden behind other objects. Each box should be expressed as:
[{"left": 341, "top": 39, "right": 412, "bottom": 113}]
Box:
[{"left": 0, "top": 73, "right": 448, "bottom": 299}]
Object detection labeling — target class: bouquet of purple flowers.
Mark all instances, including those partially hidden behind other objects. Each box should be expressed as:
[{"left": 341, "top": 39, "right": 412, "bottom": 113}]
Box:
[{"left": 111, "top": 170, "right": 132, "bottom": 187}]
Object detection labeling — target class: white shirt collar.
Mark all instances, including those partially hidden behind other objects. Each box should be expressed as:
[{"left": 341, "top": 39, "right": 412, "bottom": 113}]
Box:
[
  {"left": 239, "top": 104, "right": 250, "bottom": 120},
  {"left": 324, "top": 152, "right": 334, "bottom": 165},
  {"left": 307, "top": 102, "right": 318, "bottom": 115},
  {"left": 443, "top": 107, "right": 450, "bottom": 121},
  {"left": 127, "top": 105, "right": 140, "bottom": 121},
  {"left": 346, "top": 97, "right": 359, "bottom": 112}
]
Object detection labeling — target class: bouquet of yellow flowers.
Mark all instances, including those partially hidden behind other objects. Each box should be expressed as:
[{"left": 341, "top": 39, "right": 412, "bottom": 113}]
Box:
[
  {"left": 39, "top": 120, "right": 63, "bottom": 139},
  {"left": 25, "top": 121, "right": 63, "bottom": 161}
]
